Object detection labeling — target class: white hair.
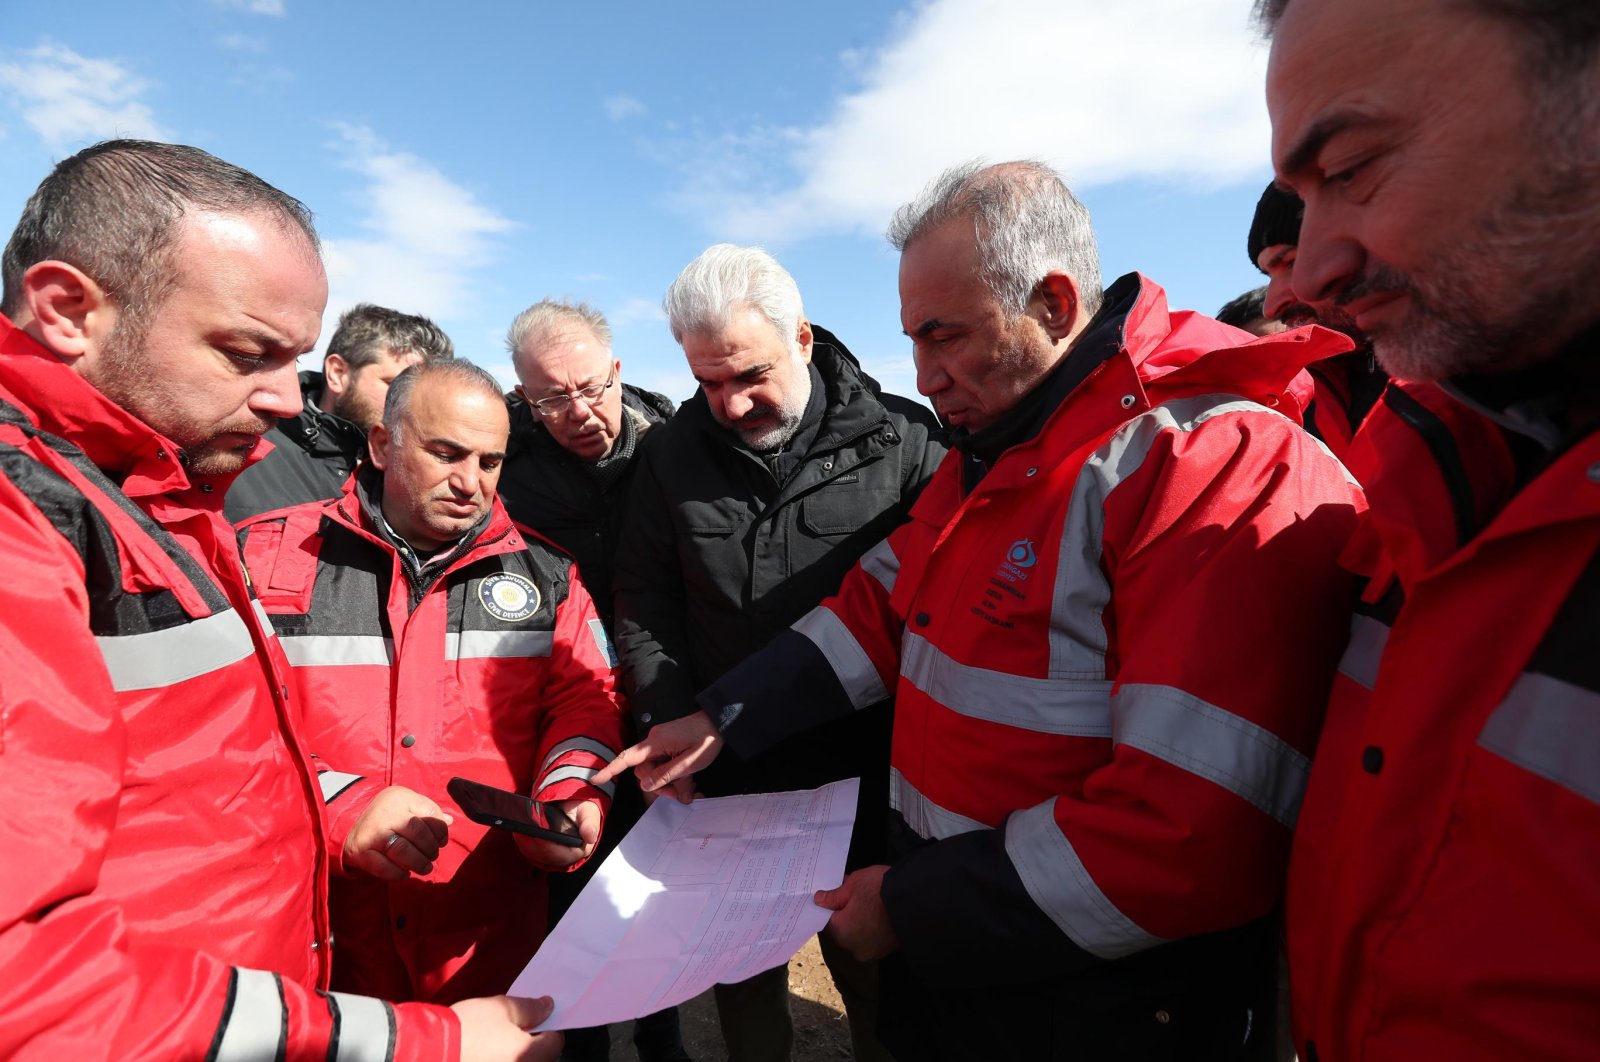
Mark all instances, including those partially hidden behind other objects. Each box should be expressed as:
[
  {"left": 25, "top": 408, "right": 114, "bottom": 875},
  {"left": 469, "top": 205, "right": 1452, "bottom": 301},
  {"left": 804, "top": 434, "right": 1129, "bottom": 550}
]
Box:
[{"left": 662, "top": 244, "right": 804, "bottom": 354}]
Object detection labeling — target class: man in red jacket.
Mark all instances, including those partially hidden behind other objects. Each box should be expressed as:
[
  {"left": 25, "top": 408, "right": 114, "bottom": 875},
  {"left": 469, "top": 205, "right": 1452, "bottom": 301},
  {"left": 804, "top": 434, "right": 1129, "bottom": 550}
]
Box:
[
  {"left": 0, "top": 138, "right": 556, "bottom": 1060},
  {"left": 600, "top": 159, "right": 1364, "bottom": 1059},
  {"left": 1260, "top": 0, "right": 1600, "bottom": 1058},
  {"left": 239, "top": 359, "right": 625, "bottom": 1004}
]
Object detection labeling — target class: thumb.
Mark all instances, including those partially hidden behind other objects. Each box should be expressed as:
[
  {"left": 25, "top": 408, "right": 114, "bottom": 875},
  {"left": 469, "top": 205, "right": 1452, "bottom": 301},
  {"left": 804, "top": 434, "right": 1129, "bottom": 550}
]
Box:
[
  {"left": 813, "top": 885, "right": 847, "bottom": 910},
  {"left": 499, "top": 994, "right": 555, "bottom": 1031}
]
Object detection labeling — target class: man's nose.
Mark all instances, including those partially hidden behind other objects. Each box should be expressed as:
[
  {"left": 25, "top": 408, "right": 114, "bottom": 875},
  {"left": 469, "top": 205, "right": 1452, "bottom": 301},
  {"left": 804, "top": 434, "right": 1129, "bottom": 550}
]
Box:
[
  {"left": 252, "top": 361, "right": 304, "bottom": 421},
  {"left": 723, "top": 387, "right": 755, "bottom": 422},
  {"left": 913, "top": 348, "right": 949, "bottom": 398},
  {"left": 1292, "top": 206, "right": 1365, "bottom": 307}
]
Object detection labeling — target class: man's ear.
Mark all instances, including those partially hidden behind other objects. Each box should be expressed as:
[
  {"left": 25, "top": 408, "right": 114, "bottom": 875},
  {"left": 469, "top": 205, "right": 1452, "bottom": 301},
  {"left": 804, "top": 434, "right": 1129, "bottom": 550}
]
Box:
[
  {"left": 367, "top": 422, "right": 392, "bottom": 470},
  {"left": 20, "top": 260, "right": 116, "bottom": 363},
  {"left": 324, "top": 352, "right": 352, "bottom": 398},
  {"left": 1033, "top": 272, "right": 1082, "bottom": 342},
  {"left": 795, "top": 319, "right": 814, "bottom": 364}
]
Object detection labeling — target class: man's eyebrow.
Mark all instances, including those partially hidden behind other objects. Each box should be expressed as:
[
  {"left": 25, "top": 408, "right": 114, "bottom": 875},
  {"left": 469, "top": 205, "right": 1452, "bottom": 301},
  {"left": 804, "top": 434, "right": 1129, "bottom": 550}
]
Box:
[
  {"left": 1278, "top": 107, "right": 1365, "bottom": 179},
  {"left": 214, "top": 325, "right": 289, "bottom": 351},
  {"left": 423, "top": 436, "right": 507, "bottom": 461},
  {"left": 905, "top": 317, "right": 948, "bottom": 340}
]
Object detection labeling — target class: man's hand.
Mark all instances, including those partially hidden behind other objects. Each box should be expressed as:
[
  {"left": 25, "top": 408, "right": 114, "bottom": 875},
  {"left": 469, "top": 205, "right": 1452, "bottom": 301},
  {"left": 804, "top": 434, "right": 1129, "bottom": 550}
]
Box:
[
  {"left": 343, "top": 785, "right": 452, "bottom": 880},
  {"left": 515, "top": 797, "right": 602, "bottom": 870},
  {"left": 815, "top": 865, "right": 900, "bottom": 962},
  {"left": 452, "top": 994, "right": 562, "bottom": 1062},
  {"left": 591, "top": 711, "right": 723, "bottom": 801}
]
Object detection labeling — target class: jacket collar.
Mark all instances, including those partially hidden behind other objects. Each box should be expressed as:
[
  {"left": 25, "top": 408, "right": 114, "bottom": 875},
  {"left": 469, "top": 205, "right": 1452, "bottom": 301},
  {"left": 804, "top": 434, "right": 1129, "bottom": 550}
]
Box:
[
  {"left": 0, "top": 312, "right": 261, "bottom": 500},
  {"left": 278, "top": 370, "right": 367, "bottom": 458}
]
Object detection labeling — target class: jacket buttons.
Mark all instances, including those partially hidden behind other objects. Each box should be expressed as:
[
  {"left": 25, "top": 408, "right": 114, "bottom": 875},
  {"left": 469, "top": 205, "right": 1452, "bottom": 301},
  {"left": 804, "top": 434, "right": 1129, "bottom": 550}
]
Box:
[
  {"left": 640, "top": 712, "right": 653, "bottom": 724},
  {"left": 1120, "top": 394, "right": 1137, "bottom": 409},
  {"left": 1154, "top": 1009, "right": 1171, "bottom": 1024},
  {"left": 914, "top": 612, "right": 930, "bottom": 627},
  {"left": 310, "top": 939, "right": 320, "bottom": 951},
  {"left": 155, "top": 449, "right": 167, "bottom": 460},
  {"left": 400, "top": 734, "right": 417, "bottom": 748},
  {"left": 883, "top": 430, "right": 897, "bottom": 443},
  {"left": 1588, "top": 462, "right": 1600, "bottom": 484},
  {"left": 823, "top": 460, "right": 834, "bottom": 471},
  {"left": 200, "top": 483, "right": 214, "bottom": 493},
  {"left": 1362, "top": 745, "right": 1384, "bottom": 774}
]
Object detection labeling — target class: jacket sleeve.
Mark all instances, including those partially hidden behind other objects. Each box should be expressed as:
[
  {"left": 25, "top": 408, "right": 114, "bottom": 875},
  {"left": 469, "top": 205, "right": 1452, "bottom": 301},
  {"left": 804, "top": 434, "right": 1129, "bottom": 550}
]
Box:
[
  {"left": 612, "top": 442, "right": 702, "bottom": 733},
  {"left": 880, "top": 405, "right": 1364, "bottom": 980},
  {"left": 0, "top": 481, "right": 461, "bottom": 1060},
  {"left": 533, "top": 567, "right": 626, "bottom": 818},
  {"left": 697, "top": 511, "right": 920, "bottom": 758}
]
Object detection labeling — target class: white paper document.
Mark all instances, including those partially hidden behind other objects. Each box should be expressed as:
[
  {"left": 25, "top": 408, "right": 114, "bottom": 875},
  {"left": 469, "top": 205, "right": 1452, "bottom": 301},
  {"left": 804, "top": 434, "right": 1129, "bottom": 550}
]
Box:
[{"left": 508, "top": 777, "right": 859, "bottom": 1029}]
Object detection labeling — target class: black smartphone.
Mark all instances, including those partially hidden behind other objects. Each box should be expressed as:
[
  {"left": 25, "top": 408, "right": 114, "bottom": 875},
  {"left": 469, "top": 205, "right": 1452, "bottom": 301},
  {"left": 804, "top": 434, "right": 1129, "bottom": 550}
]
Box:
[{"left": 446, "top": 776, "right": 584, "bottom": 848}]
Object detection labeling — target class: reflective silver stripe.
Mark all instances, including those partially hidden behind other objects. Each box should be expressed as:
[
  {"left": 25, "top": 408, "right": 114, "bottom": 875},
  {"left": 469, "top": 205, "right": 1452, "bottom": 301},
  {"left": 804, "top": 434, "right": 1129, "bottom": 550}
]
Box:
[
  {"left": 445, "top": 629, "right": 554, "bottom": 660},
  {"left": 1113, "top": 683, "right": 1311, "bottom": 827},
  {"left": 900, "top": 631, "right": 1113, "bottom": 736},
  {"left": 1051, "top": 395, "right": 1283, "bottom": 678},
  {"left": 890, "top": 767, "right": 987, "bottom": 840},
  {"left": 213, "top": 967, "right": 286, "bottom": 1062},
  {"left": 539, "top": 764, "right": 615, "bottom": 798},
  {"left": 1338, "top": 614, "right": 1389, "bottom": 691},
  {"left": 792, "top": 607, "right": 890, "bottom": 710},
  {"left": 279, "top": 635, "right": 393, "bottom": 667},
  {"left": 588, "top": 618, "right": 618, "bottom": 667},
  {"left": 540, "top": 736, "right": 620, "bottom": 773},
  {"left": 327, "top": 991, "right": 395, "bottom": 1062},
  {"left": 1479, "top": 671, "right": 1600, "bottom": 807},
  {"left": 96, "top": 607, "right": 256, "bottom": 692},
  {"left": 319, "top": 771, "right": 364, "bottom": 804},
  {"left": 1005, "top": 800, "right": 1166, "bottom": 960},
  {"left": 251, "top": 598, "right": 276, "bottom": 637},
  {"left": 859, "top": 537, "right": 899, "bottom": 595}
]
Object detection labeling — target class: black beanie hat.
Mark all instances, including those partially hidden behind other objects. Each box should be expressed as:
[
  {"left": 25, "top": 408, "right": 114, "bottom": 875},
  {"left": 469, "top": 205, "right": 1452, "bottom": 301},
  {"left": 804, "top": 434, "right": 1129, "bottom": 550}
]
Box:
[{"left": 1247, "top": 182, "right": 1304, "bottom": 271}]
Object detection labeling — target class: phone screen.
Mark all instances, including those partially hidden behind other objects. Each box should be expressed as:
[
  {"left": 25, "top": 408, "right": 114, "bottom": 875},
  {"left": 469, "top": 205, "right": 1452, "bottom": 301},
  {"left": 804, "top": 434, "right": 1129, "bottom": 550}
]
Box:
[{"left": 446, "top": 776, "right": 584, "bottom": 847}]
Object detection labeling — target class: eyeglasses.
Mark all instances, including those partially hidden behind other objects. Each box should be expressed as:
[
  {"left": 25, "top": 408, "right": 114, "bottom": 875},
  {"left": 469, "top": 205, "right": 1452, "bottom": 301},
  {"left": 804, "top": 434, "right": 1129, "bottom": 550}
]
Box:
[{"left": 532, "top": 369, "right": 616, "bottom": 417}]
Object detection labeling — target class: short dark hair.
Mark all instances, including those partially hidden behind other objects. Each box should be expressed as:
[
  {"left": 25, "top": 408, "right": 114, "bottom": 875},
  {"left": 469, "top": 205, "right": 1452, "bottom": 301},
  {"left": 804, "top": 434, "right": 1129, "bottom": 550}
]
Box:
[
  {"left": 1255, "top": 0, "right": 1600, "bottom": 76},
  {"left": 1, "top": 139, "right": 318, "bottom": 324},
  {"left": 1216, "top": 287, "right": 1270, "bottom": 329},
  {"left": 327, "top": 303, "right": 454, "bottom": 371},
  {"left": 382, "top": 359, "right": 505, "bottom": 434}
]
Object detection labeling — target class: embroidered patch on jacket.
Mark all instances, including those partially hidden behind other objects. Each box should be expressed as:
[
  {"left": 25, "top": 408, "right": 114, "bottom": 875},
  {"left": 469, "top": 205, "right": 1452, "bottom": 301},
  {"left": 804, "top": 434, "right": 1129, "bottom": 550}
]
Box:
[{"left": 480, "top": 572, "right": 541, "bottom": 621}]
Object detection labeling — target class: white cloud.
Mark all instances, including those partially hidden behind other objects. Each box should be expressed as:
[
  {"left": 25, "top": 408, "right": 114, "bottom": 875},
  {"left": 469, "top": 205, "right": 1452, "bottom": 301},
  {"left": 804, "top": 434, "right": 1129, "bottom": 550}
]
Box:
[
  {"left": 603, "top": 93, "right": 646, "bottom": 122},
  {"left": 0, "top": 43, "right": 168, "bottom": 152},
  {"left": 612, "top": 296, "right": 666, "bottom": 326},
  {"left": 679, "top": 0, "right": 1270, "bottom": 242},
  {"left": 218, "top": 33, "right": 268, "bottom": 52},
  {"left": 318, "top": 124, "right": 517, "bottom": 349},
  {"left": 211, "top": 0, "right": 286, "bottom": 15}
]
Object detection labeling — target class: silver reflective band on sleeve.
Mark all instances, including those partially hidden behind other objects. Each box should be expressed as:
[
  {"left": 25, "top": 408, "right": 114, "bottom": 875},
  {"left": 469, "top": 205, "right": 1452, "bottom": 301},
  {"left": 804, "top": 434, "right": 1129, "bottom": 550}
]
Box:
[
  {"left": 588, "top": 618, "right": 619, "bottom": 667},
  {"left": 792, "top": 607, "right": 889, "bottom": 710},
  {"left": 859, "top": 537, "right": 900, "bottom": 595},
  {"left": 212, "top": 967, "right": 286, "bottom": 1062},
  {"left": 1337, "top": 614, "right": 1390, "bottom": 692},
  {"left": 1112, "top": 683, "right": 1311, "bottom": 827},
  {"left": 538, "top": 764, "right": 615, "bottom": 798},
  {"left": 279, "top": 635, "right": 393, "bottom": 667},
  {"left": 326, "top": 991, "right": 396, "bottom": 1062},
  {"left": 890, "top": 767, "right": 988, "bottom": 840},
  {"left": 1479, "top": 670, "right": 1600, "bottom": 806},
  {"left": 540, "top": 736, "right": 620, "bottom": 773},
  {"left": 901, "top": 632, "right": 1113, "bottom": 736},
  {"left": 251, "top": 598, "right": 276, "bottom": 637},
  {"left": 1005, "top": 800, "right": 1167, "bottom": 960},
  {"left": 319, "top": 770, "right": 364, "bottom": 804},
  {"left": 445, "top": 629, "right": 554, "bottom": 660},
  {"left": 96, "top": 608, "right": 257, "bottom": 692}
]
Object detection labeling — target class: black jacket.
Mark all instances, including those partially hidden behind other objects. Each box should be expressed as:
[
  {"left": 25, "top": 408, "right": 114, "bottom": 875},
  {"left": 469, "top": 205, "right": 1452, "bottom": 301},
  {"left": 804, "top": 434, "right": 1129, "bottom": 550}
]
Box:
[
  {"left": 498, "top": 383, "right": 675, "bottom": 627},
  {"left": 613, "top": 327, "right": 946, "bottom": 857},
  {"left": 225, "top": 371, "right": 366, "bottom": 522}
]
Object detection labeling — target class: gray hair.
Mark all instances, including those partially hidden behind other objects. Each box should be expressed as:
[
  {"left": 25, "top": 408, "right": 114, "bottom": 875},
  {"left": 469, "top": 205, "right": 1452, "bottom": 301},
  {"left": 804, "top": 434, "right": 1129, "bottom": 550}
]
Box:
[
  {"left": 1254, "top": 0, "right": 1600, "bottom": 78},
  {"left": 505, "top": 298, "right": 613, "bottom": 377},
  {"left": 328, "top": 303, "right": 454, "bottom": 371},
  {"left": 2, "top": 139, "right": 319, "bottom": 327},
  {"left": 382, "top": 359, "right": 507, "bottom": 438},
  {"left": 662, "top": 244, "right": 805, "bottom": 354},
  {"left": 887, "top": 159, "right": 1103, "bottom": 319}
]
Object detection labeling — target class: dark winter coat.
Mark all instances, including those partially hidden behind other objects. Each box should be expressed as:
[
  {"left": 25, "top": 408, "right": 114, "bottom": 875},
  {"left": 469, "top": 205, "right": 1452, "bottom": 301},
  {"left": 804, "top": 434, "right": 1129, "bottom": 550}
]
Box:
[{"left": 225, "top": 371, "right": 366, "bottom": 521}]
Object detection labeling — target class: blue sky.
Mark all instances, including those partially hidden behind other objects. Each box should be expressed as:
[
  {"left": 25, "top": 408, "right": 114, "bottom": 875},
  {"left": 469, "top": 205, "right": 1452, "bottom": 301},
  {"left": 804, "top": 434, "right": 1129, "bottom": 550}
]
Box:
[{"left": 0, "top": 0, "right": 1278, "bottom": 406}]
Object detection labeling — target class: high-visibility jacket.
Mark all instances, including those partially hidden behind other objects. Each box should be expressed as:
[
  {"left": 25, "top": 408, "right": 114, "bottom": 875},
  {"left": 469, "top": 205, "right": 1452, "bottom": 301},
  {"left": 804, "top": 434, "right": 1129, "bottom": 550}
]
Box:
[
  {"left": 0, "top": 316, "right": 460, "bottom": 1059},
  {"left": 1288, "top": 378, "right": 1600, "bottom": 1061},
  {"left": 238, "top": 472, "right": 624, "bottom": 1003},
  {"left": 700, "top": 275, "right": 1365, "bottom": 1057}
]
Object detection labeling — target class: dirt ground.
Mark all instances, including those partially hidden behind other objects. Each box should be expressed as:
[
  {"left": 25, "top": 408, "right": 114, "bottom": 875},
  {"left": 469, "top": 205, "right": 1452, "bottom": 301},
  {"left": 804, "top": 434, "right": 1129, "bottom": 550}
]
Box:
[{"left": 611, "top": 935, "right": 853, "bottom": 1062}]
